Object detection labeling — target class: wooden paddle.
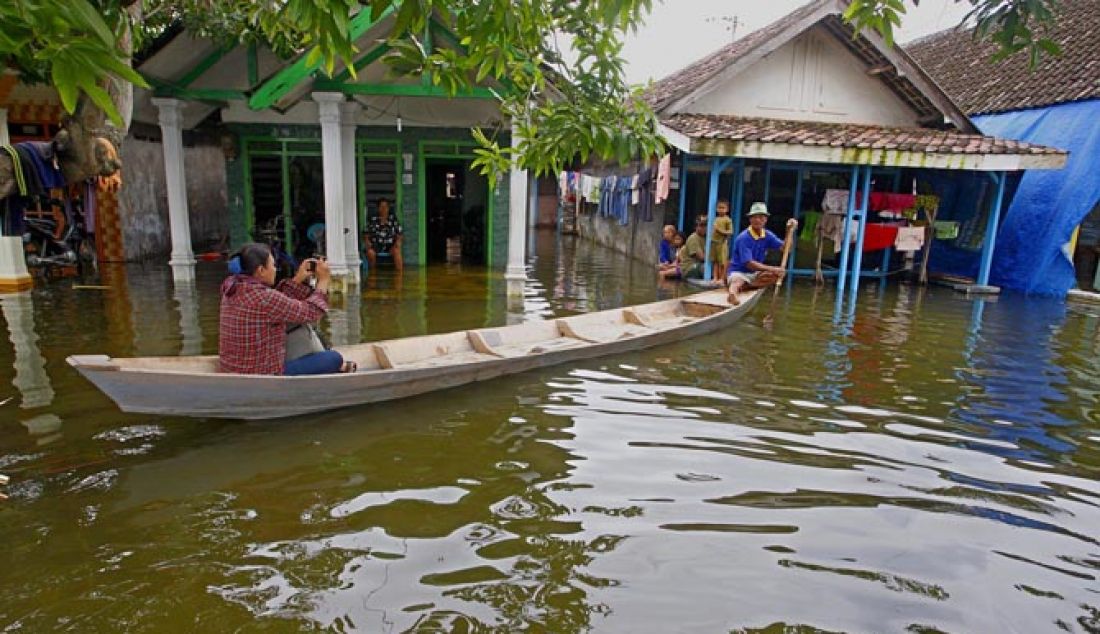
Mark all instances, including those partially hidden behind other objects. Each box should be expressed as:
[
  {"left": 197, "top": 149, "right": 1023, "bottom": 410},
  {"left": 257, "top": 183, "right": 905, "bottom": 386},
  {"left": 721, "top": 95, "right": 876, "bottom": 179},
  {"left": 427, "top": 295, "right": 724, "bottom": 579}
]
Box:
[
  {"left": 773, "top": 221, "right": 798, "bottom": 296},
  {"left": 762, "top": 221, "right": 798, "bottom": 329}
]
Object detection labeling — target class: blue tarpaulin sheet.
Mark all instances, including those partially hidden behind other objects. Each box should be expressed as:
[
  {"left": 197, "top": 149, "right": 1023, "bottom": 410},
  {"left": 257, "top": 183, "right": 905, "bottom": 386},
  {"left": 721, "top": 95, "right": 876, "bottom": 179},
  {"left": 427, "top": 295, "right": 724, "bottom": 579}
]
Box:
[{"left": 973, "top": 99, "right": 1100, "bottom": 296}]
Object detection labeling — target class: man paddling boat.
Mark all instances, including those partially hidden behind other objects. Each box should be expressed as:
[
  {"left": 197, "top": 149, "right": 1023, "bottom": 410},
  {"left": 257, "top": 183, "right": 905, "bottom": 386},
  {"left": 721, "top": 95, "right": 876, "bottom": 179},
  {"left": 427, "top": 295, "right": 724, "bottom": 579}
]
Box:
[{"left": 727, "top": 202, "right": 797, "bottom": 305}]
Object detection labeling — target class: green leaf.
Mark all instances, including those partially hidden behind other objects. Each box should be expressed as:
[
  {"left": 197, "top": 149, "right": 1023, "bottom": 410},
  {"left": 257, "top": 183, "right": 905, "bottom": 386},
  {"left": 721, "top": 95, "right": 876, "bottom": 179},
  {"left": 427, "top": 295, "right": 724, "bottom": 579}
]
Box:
[
  {"left": 62, "top": 0, "right": 117, "bottom": 49},
  {"left": 81, "top": 82, "right": 124, "bottom": 127},
  {"left": 51, "top": 61, "right": 80, "bottom": 114}
]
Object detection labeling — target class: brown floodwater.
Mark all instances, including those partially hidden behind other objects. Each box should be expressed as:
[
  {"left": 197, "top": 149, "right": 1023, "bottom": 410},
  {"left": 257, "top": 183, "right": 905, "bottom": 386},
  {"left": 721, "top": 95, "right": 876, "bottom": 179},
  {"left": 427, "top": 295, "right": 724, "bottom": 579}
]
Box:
[{"left": 1, "top": 230, "right": 1098, "bottom": 632}]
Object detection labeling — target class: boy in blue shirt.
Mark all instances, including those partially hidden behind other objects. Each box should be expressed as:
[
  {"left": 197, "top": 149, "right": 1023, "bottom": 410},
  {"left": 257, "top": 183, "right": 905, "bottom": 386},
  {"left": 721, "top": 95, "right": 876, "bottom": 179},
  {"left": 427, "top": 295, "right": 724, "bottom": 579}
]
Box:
[
  {"left": 727, "top": 202, "right": 797, "bottom": 305},
  {"left": 657, "top": 224, "right": 683, "bottom": 279}
]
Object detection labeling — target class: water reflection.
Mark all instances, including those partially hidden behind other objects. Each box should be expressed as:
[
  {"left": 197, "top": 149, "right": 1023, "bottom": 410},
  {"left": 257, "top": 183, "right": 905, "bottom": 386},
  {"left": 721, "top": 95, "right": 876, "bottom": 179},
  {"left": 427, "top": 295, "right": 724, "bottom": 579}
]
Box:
[
  {"left": 0, "top": 291, "right": 53, "bottom": 409},
  {"left": 953, "top": 295, "right": 1078, "bottom": 461},
  {"left": 173, "top": 280, "right": 203, "bottom": 356},
  {"left": 327, "top": 286, "right": 361, "bottom": 347}
]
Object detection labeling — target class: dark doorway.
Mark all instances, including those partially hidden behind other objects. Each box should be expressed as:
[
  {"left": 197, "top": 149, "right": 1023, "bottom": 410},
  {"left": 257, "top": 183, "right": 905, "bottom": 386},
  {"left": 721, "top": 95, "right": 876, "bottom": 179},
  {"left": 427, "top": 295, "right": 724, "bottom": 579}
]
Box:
[{"left": 425, "top": 159, "right": 489, "bottom": 264}]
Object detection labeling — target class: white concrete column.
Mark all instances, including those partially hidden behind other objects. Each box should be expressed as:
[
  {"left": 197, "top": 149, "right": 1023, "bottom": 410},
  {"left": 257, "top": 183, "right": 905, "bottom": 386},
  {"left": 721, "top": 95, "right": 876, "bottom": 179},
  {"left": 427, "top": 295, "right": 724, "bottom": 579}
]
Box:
[
  {"left": 0, "top": 237, "right": 32, "bottom": 290},
  {"left": 505, "top": 123, "right": 528, "bottom": 288},
  {"left": 339, "top": 101, "right": 362, "bottom": 283},
  {"left": 313, "top": 92, "right": 350, "bottom": 280},
  {"left": 151, "top": 98, "right": 196, "bottom": 282}
]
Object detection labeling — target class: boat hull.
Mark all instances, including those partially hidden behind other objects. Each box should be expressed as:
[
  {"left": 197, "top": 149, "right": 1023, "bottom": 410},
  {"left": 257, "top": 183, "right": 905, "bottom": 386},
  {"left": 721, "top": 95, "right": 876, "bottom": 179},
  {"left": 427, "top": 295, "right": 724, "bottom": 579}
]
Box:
[{"left": 67, "top": 289, "right": 759, "bottom": 420}]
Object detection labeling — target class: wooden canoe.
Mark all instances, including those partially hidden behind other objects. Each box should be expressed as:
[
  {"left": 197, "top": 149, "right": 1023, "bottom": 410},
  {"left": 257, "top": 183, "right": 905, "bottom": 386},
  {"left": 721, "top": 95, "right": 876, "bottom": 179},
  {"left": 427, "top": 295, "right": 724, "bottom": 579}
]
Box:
[{"left": 67, "top": 288, "right": 760, "bottom": 420}]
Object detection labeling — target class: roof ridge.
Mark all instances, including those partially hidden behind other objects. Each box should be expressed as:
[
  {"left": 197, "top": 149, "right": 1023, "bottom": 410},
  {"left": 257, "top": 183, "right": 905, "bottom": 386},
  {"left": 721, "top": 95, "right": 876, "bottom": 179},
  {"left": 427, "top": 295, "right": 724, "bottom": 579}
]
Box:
[{"left": 642, "top": 0, "right": 836, "bottom": 112}]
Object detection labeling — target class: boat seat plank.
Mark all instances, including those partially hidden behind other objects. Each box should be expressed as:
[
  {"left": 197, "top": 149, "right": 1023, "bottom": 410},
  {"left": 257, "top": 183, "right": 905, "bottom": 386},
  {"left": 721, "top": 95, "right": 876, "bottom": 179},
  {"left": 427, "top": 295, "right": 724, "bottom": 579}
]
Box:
[{"left": 681, "top": 292, "right": 733, "bottom": 308}]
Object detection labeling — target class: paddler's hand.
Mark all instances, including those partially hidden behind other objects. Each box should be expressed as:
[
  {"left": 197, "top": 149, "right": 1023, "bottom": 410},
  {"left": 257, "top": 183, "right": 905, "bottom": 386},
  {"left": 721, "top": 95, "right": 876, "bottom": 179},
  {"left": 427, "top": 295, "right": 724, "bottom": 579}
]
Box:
[{"left": 787, "top": 218, "right": 799, "bottom": 230}]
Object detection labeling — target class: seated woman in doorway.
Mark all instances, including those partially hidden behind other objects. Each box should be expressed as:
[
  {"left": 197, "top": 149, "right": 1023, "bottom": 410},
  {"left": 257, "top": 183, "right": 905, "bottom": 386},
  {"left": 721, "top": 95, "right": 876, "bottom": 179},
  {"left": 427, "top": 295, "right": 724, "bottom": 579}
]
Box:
[
  {"left": 364, "top": 199, "right": 403, "bottom": 270},
  {"left": 219, "top": 243, "right": 356, "bottom": 375}
]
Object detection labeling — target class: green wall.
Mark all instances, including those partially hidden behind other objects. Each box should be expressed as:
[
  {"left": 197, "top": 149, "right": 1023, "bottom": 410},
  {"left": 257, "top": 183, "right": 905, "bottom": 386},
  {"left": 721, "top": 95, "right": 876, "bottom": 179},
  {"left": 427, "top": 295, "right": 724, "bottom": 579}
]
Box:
[{"left": 223, "top": 123, "right": 511, "bottom": 268}]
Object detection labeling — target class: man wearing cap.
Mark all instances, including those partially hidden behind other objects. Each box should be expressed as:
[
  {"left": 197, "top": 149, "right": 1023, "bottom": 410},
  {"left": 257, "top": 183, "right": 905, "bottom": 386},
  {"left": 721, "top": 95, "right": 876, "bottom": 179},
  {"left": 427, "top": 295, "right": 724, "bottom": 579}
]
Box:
[
  {"left": 727, "top": 202, "right": 797, "bottom": 305},
  {"left": 679, "top": 216, "right": 710, "bottom": 279}
]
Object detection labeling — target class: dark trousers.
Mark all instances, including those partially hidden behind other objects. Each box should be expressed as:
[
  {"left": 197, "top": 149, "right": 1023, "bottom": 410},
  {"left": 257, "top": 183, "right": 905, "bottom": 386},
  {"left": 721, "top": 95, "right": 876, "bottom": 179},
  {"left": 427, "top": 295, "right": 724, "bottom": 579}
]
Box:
[{"left": 284, "top": 350, "right": 344, "bottom": 376}]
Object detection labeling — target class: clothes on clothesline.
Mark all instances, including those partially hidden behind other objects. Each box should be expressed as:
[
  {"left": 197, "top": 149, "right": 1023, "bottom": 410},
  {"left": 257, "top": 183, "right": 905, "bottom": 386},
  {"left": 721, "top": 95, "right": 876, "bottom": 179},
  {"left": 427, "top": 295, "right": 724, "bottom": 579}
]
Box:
[
  {"left": 822, "top": 189, "right": 850, "bottom": 215},
  {"left": 85, "top": 181, "right": 98, "bottom": 234},
  {"left": 655, "top": 154, "right": 671, "bottom": 204},
  {"left": 824, "top": 190, "right": 919, "bottom": 215},
  {"left": 868, "top": 192, "right": 916, "bottom": 213},
  {"left": 800, "top": 210, "right": 821, "bottom": 242},
  {"left": 636, "top": 167, "right": 654, "bottom": 222},
  {"left": 894, "top": 226, "right": 925, "bottom": 252},
  {"left": 934, "top": 221, "right": 959, "bottom": 240},
  {"left": 861, "top": 224, "right": 898, "bottom": 252},
  {"left": 817, "top": 212, "right": 856, "bottom": 252},
  {"left": 559, "top": 164, "right": 664, "bottom": 223}
]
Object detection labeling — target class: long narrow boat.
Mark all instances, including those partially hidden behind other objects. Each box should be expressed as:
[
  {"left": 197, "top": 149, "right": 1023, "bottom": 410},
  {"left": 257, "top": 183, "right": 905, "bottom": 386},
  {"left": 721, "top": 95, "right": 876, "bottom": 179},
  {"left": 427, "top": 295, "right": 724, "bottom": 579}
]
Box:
[{"left": 67, "top": 288, "right": 760, "bottom": 420}]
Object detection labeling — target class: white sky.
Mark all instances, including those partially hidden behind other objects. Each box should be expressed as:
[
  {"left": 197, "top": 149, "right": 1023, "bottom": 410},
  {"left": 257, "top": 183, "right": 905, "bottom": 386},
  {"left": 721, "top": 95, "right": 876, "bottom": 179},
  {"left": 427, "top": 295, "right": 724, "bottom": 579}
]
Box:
[{"left": 622, "top": 0, "right": 972, "bottom": 85}]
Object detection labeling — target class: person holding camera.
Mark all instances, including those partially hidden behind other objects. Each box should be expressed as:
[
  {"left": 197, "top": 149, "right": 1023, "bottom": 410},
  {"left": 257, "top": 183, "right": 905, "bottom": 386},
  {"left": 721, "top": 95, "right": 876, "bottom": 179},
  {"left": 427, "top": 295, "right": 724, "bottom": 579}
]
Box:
[{"left": 219, "top": 242, "right": 356, "bottom": 375}]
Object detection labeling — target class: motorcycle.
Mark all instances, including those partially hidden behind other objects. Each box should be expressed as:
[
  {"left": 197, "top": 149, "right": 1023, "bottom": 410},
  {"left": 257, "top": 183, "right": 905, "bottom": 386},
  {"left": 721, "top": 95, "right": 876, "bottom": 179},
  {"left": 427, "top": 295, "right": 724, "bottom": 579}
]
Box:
[{"left": 21, "top": 196, "right": 92, "bottom": 274}]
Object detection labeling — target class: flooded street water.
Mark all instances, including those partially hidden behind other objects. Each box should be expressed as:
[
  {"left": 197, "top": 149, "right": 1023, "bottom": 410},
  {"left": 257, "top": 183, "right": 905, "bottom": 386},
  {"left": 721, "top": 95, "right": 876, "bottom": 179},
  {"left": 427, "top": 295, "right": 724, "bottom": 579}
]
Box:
[{"left": 1, "top": 230, "right": 1098, "bottom": 632}]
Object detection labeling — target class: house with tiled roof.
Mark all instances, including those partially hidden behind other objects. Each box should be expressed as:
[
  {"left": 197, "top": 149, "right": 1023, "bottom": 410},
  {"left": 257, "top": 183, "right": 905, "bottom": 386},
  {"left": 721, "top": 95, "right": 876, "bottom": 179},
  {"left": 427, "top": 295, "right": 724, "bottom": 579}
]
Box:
[
  {"left": 907, "top": 0, "right": 1100, "bottom": 294},
  {"left": 619, "top": 0, "right": 1068, "bottom": 297}
]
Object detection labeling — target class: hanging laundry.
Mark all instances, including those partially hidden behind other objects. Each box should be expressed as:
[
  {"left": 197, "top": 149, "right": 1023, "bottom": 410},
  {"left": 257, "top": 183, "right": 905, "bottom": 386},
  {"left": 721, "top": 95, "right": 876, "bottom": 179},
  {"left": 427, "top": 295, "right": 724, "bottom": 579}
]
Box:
[
  {"left": 822, "top": 189, "right": 850, "bottom": 215},
  {"left": 915, "top": 195, "right": 940, "bottom": 216},
  {"left": 655, "top": 154, "right": 671, "bottom": 204},
  {"left": 636, "top": 166, "right": 655, "bottom": 222},
  {"left": 631, "top": 173, "right": 640, "bottom": 206},
  {"left": 817, "top": 213, "right": 858, "bottom": 253},
  {"left": 599, "top": 176, "right": 616, "bottom": 217},
  {"left": 934, "top": 221, "right": 959, "bottom": 240},
  {"left": 799, "top": 211, "right": 821, "bottom": 242},
  {"left": 868, "top": 192, "right": 916, "bottom": 213},
  {"left": 95, "top": 139, "right": 122, "bottom": 193},
  {"left": 581, "top": 174, "right": 600, "bottom": 204},
  {"left": 559, "top": 171, "right": 569, "bottom": 198},
  {"left": 860, "top": 223, "right": 898, "bottom": 252},
  {"left": 84, "top": 180, "right": 98, "bottom": 234},
  {"left": 614, "top": 176, "right": 633, "bottom": 225},
  {"left": 16, "top": 141, "right": 65, "bottom": 189},
  {"left": 894, "top": 226, "right": 925, "bottom": 252}
]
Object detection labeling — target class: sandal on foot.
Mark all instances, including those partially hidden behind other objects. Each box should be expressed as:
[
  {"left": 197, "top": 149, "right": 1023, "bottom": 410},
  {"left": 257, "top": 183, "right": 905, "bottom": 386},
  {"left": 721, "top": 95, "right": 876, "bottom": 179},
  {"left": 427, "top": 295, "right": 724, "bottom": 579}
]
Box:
[{"left": 341, "top": 360, "right": 358, "bottom": 373}]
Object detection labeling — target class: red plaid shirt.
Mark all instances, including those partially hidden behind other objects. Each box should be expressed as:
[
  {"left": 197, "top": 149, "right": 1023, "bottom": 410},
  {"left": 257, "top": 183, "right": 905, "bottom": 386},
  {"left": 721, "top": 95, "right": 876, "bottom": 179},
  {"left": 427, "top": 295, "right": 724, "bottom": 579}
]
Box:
[{"left": 218, "top": 275, "right": 329, "bottom": 375}]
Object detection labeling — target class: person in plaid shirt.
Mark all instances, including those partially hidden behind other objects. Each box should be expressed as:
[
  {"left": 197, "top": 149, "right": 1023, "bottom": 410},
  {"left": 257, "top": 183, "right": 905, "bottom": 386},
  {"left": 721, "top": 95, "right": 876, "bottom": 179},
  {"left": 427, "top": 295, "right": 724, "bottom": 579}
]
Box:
[{"left": 218, "top": 243, "right": 354, "bottom": 375}]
